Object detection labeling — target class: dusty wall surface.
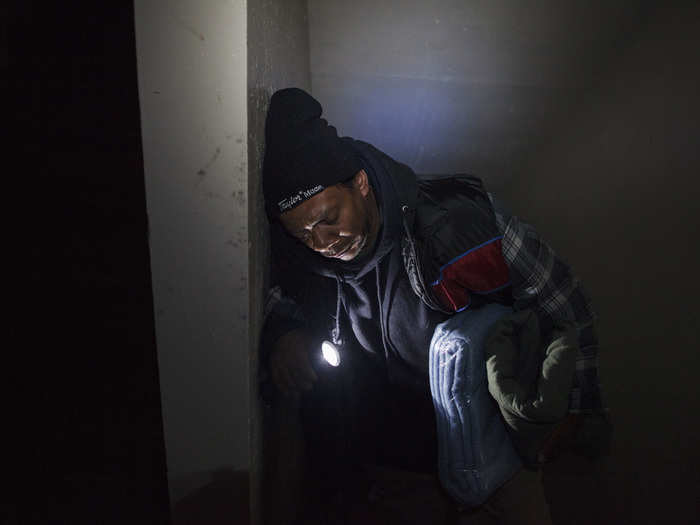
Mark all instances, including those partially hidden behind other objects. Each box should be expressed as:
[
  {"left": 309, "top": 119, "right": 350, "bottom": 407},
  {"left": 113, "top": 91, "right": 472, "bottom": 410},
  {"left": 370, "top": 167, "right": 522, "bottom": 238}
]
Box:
[
  {"left": 308, "top": 0, "right": 638, "bottom": 192},
  {"left": 307, "top": 2, "right": 700, "bottom": 522},
  {"left": 134, "top": 0, "right": 249, "bottom": 510},
  {"left": 247, "top": 1, "right": 310, "bottom": 523},
  {"left": 500, "top": 5, "right": 700, "bottom": 523}
]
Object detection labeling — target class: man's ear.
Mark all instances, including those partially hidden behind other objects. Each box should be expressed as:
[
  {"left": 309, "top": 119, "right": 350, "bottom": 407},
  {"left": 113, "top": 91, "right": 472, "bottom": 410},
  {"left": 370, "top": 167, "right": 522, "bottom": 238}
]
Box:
[{"left": 354, "top": 169, "right": 370, "bottom": 197}]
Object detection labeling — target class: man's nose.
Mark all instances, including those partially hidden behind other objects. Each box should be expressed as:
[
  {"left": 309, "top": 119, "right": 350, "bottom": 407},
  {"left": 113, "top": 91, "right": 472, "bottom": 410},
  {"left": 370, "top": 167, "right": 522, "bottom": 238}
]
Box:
[{"left": 311, "top": 226, "right": 336, "bottom": 251}]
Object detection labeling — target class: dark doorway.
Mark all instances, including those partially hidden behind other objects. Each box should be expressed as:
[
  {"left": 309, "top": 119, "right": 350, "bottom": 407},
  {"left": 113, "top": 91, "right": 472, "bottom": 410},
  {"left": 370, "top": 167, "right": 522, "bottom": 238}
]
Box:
[{"left": 9, "top": 2, "right": 170, "bottom": 523}]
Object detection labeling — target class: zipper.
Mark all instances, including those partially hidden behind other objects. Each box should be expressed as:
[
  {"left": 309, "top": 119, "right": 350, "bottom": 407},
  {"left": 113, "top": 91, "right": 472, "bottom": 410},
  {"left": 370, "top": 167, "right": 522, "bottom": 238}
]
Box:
[{"left": 401, "top": 204, "right": 451, "bottom": 314}]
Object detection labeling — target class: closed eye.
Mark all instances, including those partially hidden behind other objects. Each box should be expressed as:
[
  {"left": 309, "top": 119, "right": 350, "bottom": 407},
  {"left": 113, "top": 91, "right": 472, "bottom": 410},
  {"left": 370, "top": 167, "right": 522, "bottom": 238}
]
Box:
[
  {"left": 323, "top": 213, "right": 339, "bottom": 225},
  {"left": 292, "top": 210, "right": 338, "bottom": 242}
]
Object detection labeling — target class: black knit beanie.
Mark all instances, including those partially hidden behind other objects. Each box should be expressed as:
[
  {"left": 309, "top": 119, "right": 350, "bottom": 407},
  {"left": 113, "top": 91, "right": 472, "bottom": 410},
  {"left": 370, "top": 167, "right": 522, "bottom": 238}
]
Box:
[{"left": 263, "top": 88, "right": 363, "bottom": 220}]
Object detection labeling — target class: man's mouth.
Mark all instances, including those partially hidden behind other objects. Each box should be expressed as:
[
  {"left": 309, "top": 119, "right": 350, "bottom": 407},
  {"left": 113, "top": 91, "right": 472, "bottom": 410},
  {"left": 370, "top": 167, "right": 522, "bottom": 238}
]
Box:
[
  {"left": 332, "top": 243, "right": 351, "bottom": 258},
  {"left": 323, "top": 235, "right": 365, "bottom": 260},
  {"left": 328, "top": 238, "right": 360, "bottom": 259}
]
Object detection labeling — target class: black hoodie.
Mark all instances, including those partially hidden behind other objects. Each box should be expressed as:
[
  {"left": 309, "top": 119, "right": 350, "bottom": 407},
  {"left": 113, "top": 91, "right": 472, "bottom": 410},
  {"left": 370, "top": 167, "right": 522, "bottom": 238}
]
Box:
[
  {"left": 268, "top": 140, "right": 451, "bottom": 392},
  {"left": 265, "top": 140, "right": 456, "bottom": 471}
]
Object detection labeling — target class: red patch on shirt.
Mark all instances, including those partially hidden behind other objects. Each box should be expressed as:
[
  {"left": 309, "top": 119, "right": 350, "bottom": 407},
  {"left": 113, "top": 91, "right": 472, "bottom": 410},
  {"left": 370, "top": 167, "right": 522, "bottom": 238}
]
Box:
[{"left": 431, "top": 239, "right": 510, "bottom": 312}]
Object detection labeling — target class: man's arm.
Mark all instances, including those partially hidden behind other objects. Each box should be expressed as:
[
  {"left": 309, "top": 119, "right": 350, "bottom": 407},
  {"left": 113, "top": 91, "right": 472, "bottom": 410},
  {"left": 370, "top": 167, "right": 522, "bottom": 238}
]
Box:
[
  {"left": 261, "top": 263, "right": 338, "bottom": 397},
  {"left": 491, "top": 199, "right": 602, "bottom": 414},
  {"left": 489, "top": 195, "right": 611, "bottom": 458}
]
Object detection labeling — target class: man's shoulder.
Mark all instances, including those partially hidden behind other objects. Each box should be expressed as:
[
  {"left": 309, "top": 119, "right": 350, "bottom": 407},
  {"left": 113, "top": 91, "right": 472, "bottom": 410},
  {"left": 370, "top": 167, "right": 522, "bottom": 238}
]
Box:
[
  {"left": 413, "top": 175, "right": 495, "bottom": 237},
  {"left": 408, "top": 175, "right": 508, "bottom": 311},
  {"left": 416, "top": 174, "right": 486, "bottom": 199}
]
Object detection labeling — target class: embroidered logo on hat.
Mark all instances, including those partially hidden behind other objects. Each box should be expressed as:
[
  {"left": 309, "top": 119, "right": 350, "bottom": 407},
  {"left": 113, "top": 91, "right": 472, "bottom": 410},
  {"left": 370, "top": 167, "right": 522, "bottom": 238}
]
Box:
[{"left": 277, "top": 184, "right": 325, "bottom": 213}]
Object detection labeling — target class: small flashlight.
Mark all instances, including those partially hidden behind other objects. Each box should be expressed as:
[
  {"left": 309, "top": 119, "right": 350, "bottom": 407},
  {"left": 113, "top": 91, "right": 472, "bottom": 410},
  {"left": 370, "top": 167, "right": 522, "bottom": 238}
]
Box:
[{"left": 321, "top": 340, "right": 341, "bottom": 367}]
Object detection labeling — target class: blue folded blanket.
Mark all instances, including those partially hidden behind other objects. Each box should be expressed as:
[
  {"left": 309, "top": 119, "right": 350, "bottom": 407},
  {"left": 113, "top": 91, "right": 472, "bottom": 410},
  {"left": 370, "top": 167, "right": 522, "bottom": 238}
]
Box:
[{"left": 429, "top": 303, "right": 522, "bottom": 507}]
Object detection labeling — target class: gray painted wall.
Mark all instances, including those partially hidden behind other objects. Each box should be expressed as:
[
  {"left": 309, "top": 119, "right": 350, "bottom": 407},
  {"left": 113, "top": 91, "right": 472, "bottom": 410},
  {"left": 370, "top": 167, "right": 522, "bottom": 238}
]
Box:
[
  {"left": 135, "top": 0, "right": 310, "bottom": 521},
  {"left": 248, "top": 1, "right": 311, "bottom": 523},
  {"left": 134, "top": 0, "right": 248, "bottom": 509},
  {"left": 501, "top": 5, "right": 700, "bottom": 523},
  {"left": 309, "top": 0, "right": 642, "bottom": 191}
]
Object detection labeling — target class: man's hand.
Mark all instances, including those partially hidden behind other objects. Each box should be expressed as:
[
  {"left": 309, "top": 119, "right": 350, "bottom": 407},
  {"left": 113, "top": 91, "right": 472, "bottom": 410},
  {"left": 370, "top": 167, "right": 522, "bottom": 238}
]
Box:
[{"left": 269, "top": 329, "right": 318, "bottom": 396}]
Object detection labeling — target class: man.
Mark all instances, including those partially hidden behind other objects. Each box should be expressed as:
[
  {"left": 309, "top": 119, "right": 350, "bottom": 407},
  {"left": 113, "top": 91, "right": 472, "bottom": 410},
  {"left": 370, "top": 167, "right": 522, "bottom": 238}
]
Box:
[{"left": 261, "top": 88, "right": 609, "bottom": 524}]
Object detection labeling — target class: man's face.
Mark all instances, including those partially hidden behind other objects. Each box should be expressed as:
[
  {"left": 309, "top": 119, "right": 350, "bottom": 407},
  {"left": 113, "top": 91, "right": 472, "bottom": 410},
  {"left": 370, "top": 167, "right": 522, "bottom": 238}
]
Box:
[{"left": 279, "top": 170, "right": 380, "bottom": 261}]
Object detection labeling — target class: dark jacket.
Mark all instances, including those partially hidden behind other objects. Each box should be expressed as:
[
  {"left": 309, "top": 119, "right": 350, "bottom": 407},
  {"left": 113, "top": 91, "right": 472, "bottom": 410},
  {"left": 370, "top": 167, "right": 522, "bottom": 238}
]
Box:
[{"left": 264, "top": 140, "right": 513, "bottom": 392}]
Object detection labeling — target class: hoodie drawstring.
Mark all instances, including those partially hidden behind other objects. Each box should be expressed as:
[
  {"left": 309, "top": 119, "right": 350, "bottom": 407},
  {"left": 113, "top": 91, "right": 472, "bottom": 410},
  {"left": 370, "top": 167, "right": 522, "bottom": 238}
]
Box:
[
  {"left": 375, "top": 263, "right": 392, "bottom": 360},
  {"left": 333, "top": 273, "right": 343, "bottom": 346}
]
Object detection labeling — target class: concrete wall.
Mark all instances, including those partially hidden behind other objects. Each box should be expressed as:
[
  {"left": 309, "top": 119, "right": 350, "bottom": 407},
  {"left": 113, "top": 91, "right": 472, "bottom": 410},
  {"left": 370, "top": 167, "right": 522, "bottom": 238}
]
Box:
[
  {"left": 308, "top": 0, "right": 638, "bottom": 191},
  {"left": 133, "top": 0, "right": 249, "bottom": 512},
  {"left": 247, "top": 2, "right": 311, "bottom": 523},
  {"left": 500, "top": 5, "right": 700, "bottom": 522},
  {"left": 308, "top": 2, "right": 700, "bottom": 522},
  {"left": 135, "top": 0, "right": 310, "bottom": 521}
]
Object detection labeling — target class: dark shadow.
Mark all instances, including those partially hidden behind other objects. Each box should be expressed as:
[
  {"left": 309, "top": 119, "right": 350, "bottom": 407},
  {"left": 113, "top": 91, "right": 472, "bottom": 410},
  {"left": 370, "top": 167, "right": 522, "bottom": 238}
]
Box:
[{"left": 173, "top": 468, "right": 250, "bottom": 524}]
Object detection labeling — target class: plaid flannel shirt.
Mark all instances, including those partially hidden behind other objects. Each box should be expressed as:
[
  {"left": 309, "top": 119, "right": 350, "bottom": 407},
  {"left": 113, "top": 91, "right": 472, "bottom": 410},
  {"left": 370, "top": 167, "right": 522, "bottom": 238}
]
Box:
[{"left": 489, "top": 194, "right": 605, "bottom": 414}]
